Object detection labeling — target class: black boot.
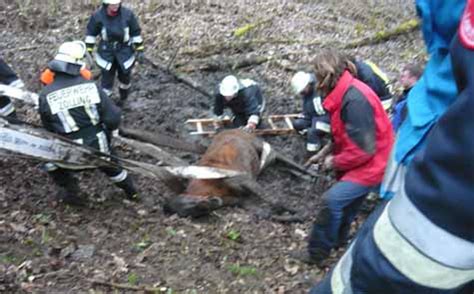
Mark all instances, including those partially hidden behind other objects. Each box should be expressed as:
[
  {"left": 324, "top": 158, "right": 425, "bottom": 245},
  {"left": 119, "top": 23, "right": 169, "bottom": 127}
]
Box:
[
  {"left": 117, "top": 88, "right": 129, "bottom": 107},
  {"left": 115, "top": 175, "right": 139, "bottom": 201}
]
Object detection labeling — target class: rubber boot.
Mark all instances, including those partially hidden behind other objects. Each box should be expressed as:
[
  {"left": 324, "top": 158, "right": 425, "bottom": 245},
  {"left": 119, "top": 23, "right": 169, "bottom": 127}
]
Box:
[
  {"left": 117, "top": 88, "right": 129, "bottom": 107},
  {"left": 115, "top": 175, "right": 139, "bottom": 201}
]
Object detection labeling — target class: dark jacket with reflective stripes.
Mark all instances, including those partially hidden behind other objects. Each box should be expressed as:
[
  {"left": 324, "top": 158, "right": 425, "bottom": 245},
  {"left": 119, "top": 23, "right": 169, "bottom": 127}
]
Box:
[
  {"left": 39, "top": 60, "right": 121, "bottom": 138},
  {"left": 355, "top": 60, "right": 392, "bottom": 100},
  {"left": 300, "top": 85, "right": 325, "bottom": 119},
  {"left": 323, "top": 70, "right": 394, "bottom": 186},
  {"left": 85, "top": 6, "right": 142, "bottom": 71},
  {"left": 213, "top": 83, "right": 264, "bottom": 117}
]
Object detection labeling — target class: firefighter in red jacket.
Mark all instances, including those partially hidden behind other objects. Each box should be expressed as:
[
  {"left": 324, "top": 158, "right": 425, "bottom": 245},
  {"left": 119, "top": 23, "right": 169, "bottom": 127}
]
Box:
[{"left": 291, "top": 51, "right": 394, "bottom": 265}]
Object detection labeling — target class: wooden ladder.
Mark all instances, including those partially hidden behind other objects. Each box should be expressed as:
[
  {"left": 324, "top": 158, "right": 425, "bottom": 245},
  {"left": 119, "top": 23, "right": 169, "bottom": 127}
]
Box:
[{"left": 185, "top": 114, "right": 301, "bottom": 136}]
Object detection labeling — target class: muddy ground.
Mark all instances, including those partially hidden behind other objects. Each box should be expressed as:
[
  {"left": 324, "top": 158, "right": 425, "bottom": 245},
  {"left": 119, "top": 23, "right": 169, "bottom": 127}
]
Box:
[{"left": 1, "top": 1, "right": 422, "bottom": 293}]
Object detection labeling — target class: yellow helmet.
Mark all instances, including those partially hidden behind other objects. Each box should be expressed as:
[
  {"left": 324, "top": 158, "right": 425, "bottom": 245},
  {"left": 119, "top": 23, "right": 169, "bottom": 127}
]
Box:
[{"left": 54, "top": 41, "right": 86, "bottom": 65}]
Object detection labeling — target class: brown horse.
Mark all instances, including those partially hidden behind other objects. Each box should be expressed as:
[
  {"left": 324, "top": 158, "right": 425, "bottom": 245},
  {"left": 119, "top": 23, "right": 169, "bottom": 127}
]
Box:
[{"left": 164, "top": 129, "right": 273, "bottom": 217}]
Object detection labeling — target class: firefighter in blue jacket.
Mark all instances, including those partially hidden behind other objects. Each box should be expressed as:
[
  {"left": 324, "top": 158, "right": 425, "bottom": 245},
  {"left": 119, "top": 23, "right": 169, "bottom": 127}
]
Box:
[
  {"left": 213, "top": 75, "right": 266, "bottom": 132},
  {"left": 310, "top": 0, "right": 474, "bottom": 293},
  {"left": 290, "top": 71, "right": 330, "bottom": 154},
  {"left": 0, "top": 58, "right": 25, "bottom": 118},
  {"left": 38, "top": 41, "right": 138, "bottom": 205},
  {"left": 84, "top": 0, "right": 144, "bottom": 106}
]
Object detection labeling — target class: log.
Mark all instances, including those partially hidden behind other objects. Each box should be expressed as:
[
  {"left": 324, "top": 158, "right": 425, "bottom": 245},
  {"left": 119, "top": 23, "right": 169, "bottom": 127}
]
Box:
[
  {"left": 344, "top": 19, "right": 420, "bottom": 49},
  {"left": 114, "top": 135, "right": 186, "bottom": 166},
  {"left": 119, "top": 127, "right": 206, "bottom": 154},
  {"left": 274, "top": 151, "right": 323, "bottom": 179}
]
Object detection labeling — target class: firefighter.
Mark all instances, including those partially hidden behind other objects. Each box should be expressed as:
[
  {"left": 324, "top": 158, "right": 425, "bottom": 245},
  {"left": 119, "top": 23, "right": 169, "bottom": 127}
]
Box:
[
  {"left": 310, "top": 1, "right": 474, "bottom": 292},
  {"left": 0, "top": 58, "right": 25, "bottom": 119},
  {"left": 38, "top": 41, "right": 138, "bottom": 205},
  {"left": 291, "top": 51, "right": 394, "bottom": 266},
  {"left": 84, "top": 0, "right": 144, "bottom": 107},
  {"left": 213, "top": 75, "right": 266, "bottom": 132},
  {"left": 290, "top": 71, "right": 331, "bottom": 155},
  {"left": 347, "top": 56, "right": 393, "bottom": 101}
]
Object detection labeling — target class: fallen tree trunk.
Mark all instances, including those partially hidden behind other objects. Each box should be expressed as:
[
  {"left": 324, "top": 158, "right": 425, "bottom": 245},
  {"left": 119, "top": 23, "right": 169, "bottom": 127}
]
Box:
[
  {"left": 344, "top": 19, "right": 420, "bottom": 49},
  {"left": 119, "top": 127, "right": 206, "bottom": 154},
  {"left": 114, "top": 135, "right": 186, "bottom": 166}
]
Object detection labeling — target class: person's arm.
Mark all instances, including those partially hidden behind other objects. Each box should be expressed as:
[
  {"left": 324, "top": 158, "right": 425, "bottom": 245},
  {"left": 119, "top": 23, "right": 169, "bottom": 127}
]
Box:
[
  {"left": 129, "top": 11, "right": 143, "bottom": 52},
  {"left": 333, "top": 87, "right": 376, "bottom": 171},
  {"left": 244, "top": 85, "right": 264, "bottom": 127},
  {"left": 213, "top": 93, "right": 225, "bottom": 117},
  {"left": 84, "top": 13, "right": 101, "bottom": 53}
]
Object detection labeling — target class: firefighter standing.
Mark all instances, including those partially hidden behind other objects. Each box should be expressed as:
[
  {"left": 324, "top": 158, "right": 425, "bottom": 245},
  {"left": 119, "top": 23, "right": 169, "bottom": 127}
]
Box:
[
  {"left": 213, "top": 75, "right": 266, "bottom": 132},
  {"left": 84, "top": 0, "right": 144, "bottom": 106},
  {"left": 38, "top": 41, "right": 138, "bottom": 205},
  {"left": 0, "top": 58, "right": 25, "bottom": 118}
]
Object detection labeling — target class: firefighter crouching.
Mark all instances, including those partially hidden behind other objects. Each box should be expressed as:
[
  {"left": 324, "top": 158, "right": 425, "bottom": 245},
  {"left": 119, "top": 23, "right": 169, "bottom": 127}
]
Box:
[
  {"left": 213, "top": 75, "right": 266, "bottom": 133},
  {"left": 38, "top": 41, "right": 138, "bottom": 205},
  {"left": 0, "top": 58, "right": 26, "bottom": 119},
  {"left": 84, "top": 0, "right": 144, "bottom": 107},
  {"left": 290, "top": 71, "right": 331, "bottom": 157}
]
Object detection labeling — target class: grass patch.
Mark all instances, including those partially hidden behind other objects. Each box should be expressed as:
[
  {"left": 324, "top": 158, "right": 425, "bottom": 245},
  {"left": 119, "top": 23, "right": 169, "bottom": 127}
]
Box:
[{"left": 227, "top": 264, "right": 258, "bottom": 277}]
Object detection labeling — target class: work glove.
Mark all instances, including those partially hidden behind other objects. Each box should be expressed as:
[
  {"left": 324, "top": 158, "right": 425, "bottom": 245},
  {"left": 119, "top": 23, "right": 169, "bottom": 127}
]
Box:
[{"left": 86, "top": 43, "right": 94, "bottom": 53}]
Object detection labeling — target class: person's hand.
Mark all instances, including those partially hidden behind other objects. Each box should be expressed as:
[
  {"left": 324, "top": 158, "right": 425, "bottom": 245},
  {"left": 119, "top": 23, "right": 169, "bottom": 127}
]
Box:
[
  {"left": 304, "top": 142, "right": 333, "bottom": 167},
  {"left": 111, "top": 129, "right": 119, "bottom": 137},
  {"left": 136, "top": 51, "right": 145, "bottom": 63},
  {"left": 323, "top": 155, "right": 334, "bottom": 170},
  {"left": 242, "top": 122, "right": 257, "bottom": 133}
]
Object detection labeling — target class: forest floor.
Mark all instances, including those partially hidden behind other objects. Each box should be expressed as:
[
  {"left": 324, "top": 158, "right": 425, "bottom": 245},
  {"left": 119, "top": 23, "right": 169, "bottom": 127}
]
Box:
[{"left": 0, "top": 1, "right": 422, "bottom": 293}]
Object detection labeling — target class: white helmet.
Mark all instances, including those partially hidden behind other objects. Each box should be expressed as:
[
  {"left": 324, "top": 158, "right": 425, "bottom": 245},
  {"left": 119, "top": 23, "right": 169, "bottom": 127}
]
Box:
[
  {"left": 54, "top": 41, "right": 87, "bottom": 65},
  {"left": 291, "top": 71, "right": 314, "bottom": 94},
  {"left": 219, "top": 75, "right": 240, "bottom": 97},
  {"left": 103, "top": 0, "right": 121, "bottom": 4}
]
